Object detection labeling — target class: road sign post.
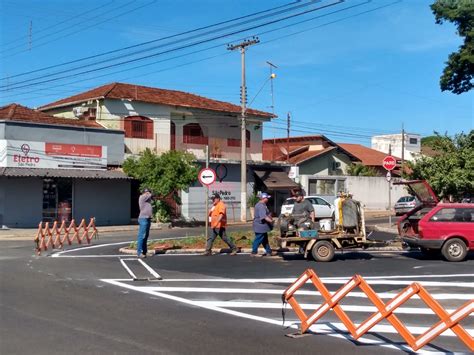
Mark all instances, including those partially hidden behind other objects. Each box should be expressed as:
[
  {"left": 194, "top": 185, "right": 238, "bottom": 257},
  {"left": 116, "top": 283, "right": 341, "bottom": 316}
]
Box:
[
  {"left": 383, "top": 156, "right": 396, "bottom": 226},
  {"left": 199, "top": 159, "right": 216, "bottom": 243}
]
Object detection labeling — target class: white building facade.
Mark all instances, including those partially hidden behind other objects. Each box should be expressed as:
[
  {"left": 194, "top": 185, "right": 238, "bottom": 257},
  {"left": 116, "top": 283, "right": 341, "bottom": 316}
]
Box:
[{"left": 371, "top": 133, "right": 421, "bottom": 161}]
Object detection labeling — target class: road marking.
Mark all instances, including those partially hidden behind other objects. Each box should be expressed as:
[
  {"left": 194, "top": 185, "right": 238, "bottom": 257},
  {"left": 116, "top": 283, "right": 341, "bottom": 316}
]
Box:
[
  {"left": 129, "top": 286, "right": 473, "bottom": 300},
  {"left": 102, "top": 278, "right": 470, "bottom": 353},
  {"left": 190, "top": 301, "right": 473, "bottom": 316},
  {"left": 158, "top": 273, "right": 474, "bottom": 282},
  {"left": 52, "top": 241, "right": 131, "bottom": 257},
  {"left": 53, "top": 255, "right": 128, "bottom": 258}
]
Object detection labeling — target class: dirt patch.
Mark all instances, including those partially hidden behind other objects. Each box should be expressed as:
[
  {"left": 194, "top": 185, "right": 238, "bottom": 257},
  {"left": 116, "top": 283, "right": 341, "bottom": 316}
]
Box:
[{"left": 129, "top": 230, "right": 279, "bottom": 252}]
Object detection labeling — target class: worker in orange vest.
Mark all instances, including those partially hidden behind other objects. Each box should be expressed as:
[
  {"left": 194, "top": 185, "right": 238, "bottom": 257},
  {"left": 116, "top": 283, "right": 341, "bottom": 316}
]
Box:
[{"left": 204, "top": 193, "right": 238, "bottom": 256}]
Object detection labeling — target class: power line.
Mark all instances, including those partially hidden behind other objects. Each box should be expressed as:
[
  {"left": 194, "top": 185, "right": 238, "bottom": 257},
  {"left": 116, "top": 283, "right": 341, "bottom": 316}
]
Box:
[
  {"left": 1, "top": 1, "right": 368, "bottom": 97},
  {"left": 0, "top": 1, "right": 399, "bottom": 107},
  {"left": 2, "top": 0, "right": 304, "bottom": 80},
  {"left": 1, "top": 1, "right": 159, "bottom": 58},
  {"left": 1, "top": 1, "right": 115, "bottom": 48},
  {"left": 1, "top": 1, "right": 344, "bottom": 91}
]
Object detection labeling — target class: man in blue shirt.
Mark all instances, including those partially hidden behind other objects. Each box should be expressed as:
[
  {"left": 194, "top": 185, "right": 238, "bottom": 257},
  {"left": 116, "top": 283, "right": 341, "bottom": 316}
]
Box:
[
  {"left": 136, "top": 188, "right": 153, "bottom": 258},
  {"left": 251, "top": 192, "right": 277, "bottom": 257}
]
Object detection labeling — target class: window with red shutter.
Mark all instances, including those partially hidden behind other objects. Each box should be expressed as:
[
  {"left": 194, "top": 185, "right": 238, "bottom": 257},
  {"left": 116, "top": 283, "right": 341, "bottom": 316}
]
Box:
[
  {"left": 183, "top": 123, "right": 208, "bottom": 145},
  {"left": 124, "top": 116, "right": 153, "bottom": 139}
]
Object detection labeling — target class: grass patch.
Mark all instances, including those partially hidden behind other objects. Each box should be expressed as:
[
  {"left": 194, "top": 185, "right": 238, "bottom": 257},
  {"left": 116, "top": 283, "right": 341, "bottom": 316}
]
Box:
[{"left": 129, "top": 230, "right": 279, "bottom": 250}]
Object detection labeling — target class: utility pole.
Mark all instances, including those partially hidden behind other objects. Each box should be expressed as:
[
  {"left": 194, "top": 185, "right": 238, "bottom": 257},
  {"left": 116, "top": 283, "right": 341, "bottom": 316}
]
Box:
[
  {"left": 228, "top": 37, "right": 259, "bottom": 222},
  {"left": 287, "top": 112, "right": 291, "bottom": 163},
  {"left": 401, "top": 123, "right": 405, "bottom": 176},
  {"left": 388, "top": 143, "right": 392, "bottom": 226},
  {"left": 205, "top": 145, "right": 209, "bottom": 242},
  {"left": 267, "top": 61, "right": 277, "bottom": 160}
]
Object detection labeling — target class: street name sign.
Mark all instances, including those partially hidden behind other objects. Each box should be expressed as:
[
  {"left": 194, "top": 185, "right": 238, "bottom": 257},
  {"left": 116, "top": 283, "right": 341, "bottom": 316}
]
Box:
[
  {"left": 382, "top": 156, "right": 396, "bottom": 171},
  {"left": 198, "top": 168, "right": 216, "bottom": 186}
]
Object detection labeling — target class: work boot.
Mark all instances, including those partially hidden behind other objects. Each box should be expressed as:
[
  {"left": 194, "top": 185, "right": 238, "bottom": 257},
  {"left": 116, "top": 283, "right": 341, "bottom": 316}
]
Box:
[
  {"left": 230, "top": 248, "right": 238, "bottom": 256},
  {"left": 203, "top": 251, "right": 213, "bottom": 256}
]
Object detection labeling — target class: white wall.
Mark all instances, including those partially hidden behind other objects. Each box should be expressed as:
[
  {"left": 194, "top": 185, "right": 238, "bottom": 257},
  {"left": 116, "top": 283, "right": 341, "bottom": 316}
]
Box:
[
  {"left": 300, "top": 175, "right": 407, "bottom": 210},
  {"left": 345, "top": 176, "right": 407, "bottom": 210},
  {"left": 47, "top": 99, "right": 267, "bottom": 160},
  {"left": 371, "top": 133, "right": 421, "bottom": 161},
  {"left": 181, "top": 181, "right": 253, "bottom": 221}
]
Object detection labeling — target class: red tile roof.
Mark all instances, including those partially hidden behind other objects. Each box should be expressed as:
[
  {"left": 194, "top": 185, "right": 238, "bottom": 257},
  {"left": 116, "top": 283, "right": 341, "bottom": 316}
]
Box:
[
  {"left": 337, "top": 143, "right": 400, "bottom": 166},
  {"left": 0, "top": 103, "right": 102, "bottom": 128},
  {"left": 38, "top": 82, "right": 273, "bottom": 118},
  {"left": 263, "top": 135, "right": 326, "bottom": 144},
  {"left": 288, "top": 146, "right": 337, "bottom": 164}
]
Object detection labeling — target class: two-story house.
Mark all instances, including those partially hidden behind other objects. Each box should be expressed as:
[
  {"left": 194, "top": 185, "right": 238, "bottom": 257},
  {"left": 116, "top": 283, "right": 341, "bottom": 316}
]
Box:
[{"left": 39, "top": 82, "right": 297, "bottom": 219}]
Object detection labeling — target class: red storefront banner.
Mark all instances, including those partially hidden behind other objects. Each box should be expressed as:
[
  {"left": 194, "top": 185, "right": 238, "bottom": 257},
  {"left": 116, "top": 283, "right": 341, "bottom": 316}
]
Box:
[{"left": 45, "top": 143, "right": 102, "bottom": 158}]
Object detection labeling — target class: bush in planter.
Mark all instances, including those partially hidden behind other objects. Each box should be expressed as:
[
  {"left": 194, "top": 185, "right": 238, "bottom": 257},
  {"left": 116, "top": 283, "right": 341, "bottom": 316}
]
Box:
[
  {"left": 153, "top": 200, "right": 172, "bottom": 223},
  {"left": 247, "top": 193, "right": 260, "bottom": 207}
]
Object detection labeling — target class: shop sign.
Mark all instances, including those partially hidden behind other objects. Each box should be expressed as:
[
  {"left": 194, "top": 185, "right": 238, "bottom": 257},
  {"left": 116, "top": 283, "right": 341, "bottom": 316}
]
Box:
[
  {"left": 0, "top": 139, "right": 107, "bottom": 170},
  {"left": 210, "top": 182, "right": 241, "bottom": 203}
]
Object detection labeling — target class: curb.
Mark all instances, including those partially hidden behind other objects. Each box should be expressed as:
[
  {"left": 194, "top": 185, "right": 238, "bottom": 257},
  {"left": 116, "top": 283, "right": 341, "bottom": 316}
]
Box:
[
  {"left": 119, "top": 244, "right": 404, "bottom": 256},
  {"left": 119, "top": 247, "right": 300, "bottom": 256}
]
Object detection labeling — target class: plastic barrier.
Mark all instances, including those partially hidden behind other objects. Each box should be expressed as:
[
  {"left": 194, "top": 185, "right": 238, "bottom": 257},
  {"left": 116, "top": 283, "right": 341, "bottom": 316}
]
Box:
[
  {"left": 34, "top": 218, "right": 98, "bottom": 255},
  {"left": 283, "top": 269, "right": 474, "bottom": 351}
]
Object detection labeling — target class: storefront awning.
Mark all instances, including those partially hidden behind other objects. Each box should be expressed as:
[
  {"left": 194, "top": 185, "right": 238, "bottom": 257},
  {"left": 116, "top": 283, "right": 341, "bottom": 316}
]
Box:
[
  {"left": 254, "top": 170, "right": 299, "bottom": 190},
  {"left": 0, "top": 167, "right": 130, "bottom": 179}
]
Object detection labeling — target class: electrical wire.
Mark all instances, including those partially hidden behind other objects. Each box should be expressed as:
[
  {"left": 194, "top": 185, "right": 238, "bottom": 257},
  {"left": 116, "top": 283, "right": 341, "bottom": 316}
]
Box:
[
  {"left": 2, "top": 1, "right": 160, "bottom": 58},
  {"left": 1, "top": 1, "right": 344, "bottom": 91},
  {"left": 1, "top": 0, "right": 305, "bottom": 79},
  {"left": 0, "top": 1, "right": 115, "bottom": 48},
  {"left": 1, "top": 0, "right": 370, "bottom": 100}
]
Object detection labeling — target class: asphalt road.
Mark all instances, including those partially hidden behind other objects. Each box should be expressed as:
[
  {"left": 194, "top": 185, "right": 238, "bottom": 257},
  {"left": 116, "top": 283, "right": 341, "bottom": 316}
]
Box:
[{"left": 1, "top": 226, "right": 473, "bottom": 355}]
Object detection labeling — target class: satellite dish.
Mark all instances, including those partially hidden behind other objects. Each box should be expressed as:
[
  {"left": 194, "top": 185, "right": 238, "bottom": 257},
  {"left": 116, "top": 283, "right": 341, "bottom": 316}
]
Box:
[{"left": 279, "top": 146, "right": 288, "bottom": 156}]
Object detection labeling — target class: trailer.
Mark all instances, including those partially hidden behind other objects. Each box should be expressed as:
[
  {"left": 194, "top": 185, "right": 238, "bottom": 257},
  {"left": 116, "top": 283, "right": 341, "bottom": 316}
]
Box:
[{"left": 277, "top": 196, "right": 387, "bottom": 262}]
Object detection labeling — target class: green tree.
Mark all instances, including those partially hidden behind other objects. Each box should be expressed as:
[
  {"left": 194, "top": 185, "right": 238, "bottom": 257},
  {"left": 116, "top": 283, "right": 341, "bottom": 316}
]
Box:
[
  {"left": 421, "top": 135, "right": 440, "bottom": 147},
  {"left": 345, "top": 163, "right": 379, "bottom": 177},
  {"left": 123, "top": 149, "right": 199, "bottom": 221},
  {"left": 431, "top": 0, "right": 474, "bottom": 94},
  {"left": 407, "top": 131, "right": 473, "bottom": 199}
]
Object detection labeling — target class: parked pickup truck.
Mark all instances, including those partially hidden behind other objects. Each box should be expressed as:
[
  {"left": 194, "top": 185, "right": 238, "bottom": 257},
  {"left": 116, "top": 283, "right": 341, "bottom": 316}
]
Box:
[{"left": 396, "top": 180, "right": 474, "bottom": 262}]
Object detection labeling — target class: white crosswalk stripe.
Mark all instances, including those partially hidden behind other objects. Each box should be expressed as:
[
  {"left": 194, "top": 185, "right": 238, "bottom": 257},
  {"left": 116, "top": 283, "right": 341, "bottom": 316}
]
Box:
[{"left": 102, "top": 274, "right": 474, "bottom": 353}]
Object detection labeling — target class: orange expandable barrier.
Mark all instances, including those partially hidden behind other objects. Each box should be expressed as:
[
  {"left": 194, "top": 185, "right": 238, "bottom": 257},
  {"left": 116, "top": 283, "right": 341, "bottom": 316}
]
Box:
[
  {"left": 283, "top": 269, "right": 473, "bottom": 351},
  {"left": 34, "top": 218, "right": 98, "bottom": 255}
]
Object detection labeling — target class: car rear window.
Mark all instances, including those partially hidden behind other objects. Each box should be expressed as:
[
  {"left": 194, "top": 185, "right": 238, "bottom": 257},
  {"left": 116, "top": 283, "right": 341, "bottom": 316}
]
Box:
[
  {"left": 430, "top": 208, "right": 474, "bottom": 222},
  {"left": 398, "top": 196, "right": 415, "bottom": 203}
]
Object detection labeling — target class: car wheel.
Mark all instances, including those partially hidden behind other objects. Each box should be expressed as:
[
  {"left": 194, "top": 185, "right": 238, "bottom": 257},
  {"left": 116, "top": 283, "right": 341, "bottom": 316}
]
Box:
[
  {"left": 311, "top": 240, "right": 335, "bottom": 262},
  {"left": 441, "top": 238, "right": 467, "bottom": 262}
]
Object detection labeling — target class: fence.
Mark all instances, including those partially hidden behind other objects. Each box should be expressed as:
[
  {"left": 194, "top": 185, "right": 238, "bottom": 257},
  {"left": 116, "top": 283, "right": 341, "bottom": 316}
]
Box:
[
  {"left": 34, "top": 218, "right": 98, "bottom": 255},
  {"left": 283, "top": 269, "right": 473, "bottom": 351}
]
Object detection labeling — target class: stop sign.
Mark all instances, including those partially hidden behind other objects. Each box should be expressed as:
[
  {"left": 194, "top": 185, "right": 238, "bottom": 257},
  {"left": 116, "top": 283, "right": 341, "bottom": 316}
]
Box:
[{"left": 382, "top": 156, "right": 397, "bottom": 171}]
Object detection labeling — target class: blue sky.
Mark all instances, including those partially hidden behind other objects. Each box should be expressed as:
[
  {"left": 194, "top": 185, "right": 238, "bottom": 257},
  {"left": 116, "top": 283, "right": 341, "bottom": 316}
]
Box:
[{"left": 0, "top": 0, "right": 472, "bottom": 145}]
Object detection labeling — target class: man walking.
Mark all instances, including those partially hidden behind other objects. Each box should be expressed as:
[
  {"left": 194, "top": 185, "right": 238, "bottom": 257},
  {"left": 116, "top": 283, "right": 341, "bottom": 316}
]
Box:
[
  {"left": 205, "top": 193, "right": 237, "bottom": 256},
  {"left": 136, "top": 188, "right": 153, "bottom": 258},
  {"left": 251, "top": 192, "right": 277, "bottom": 257}
]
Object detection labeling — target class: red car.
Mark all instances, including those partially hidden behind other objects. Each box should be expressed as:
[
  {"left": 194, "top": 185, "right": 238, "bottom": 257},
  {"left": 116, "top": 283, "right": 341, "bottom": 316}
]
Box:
[{"left": 396, "top": 180, "right": 474, "bottom": 262}]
